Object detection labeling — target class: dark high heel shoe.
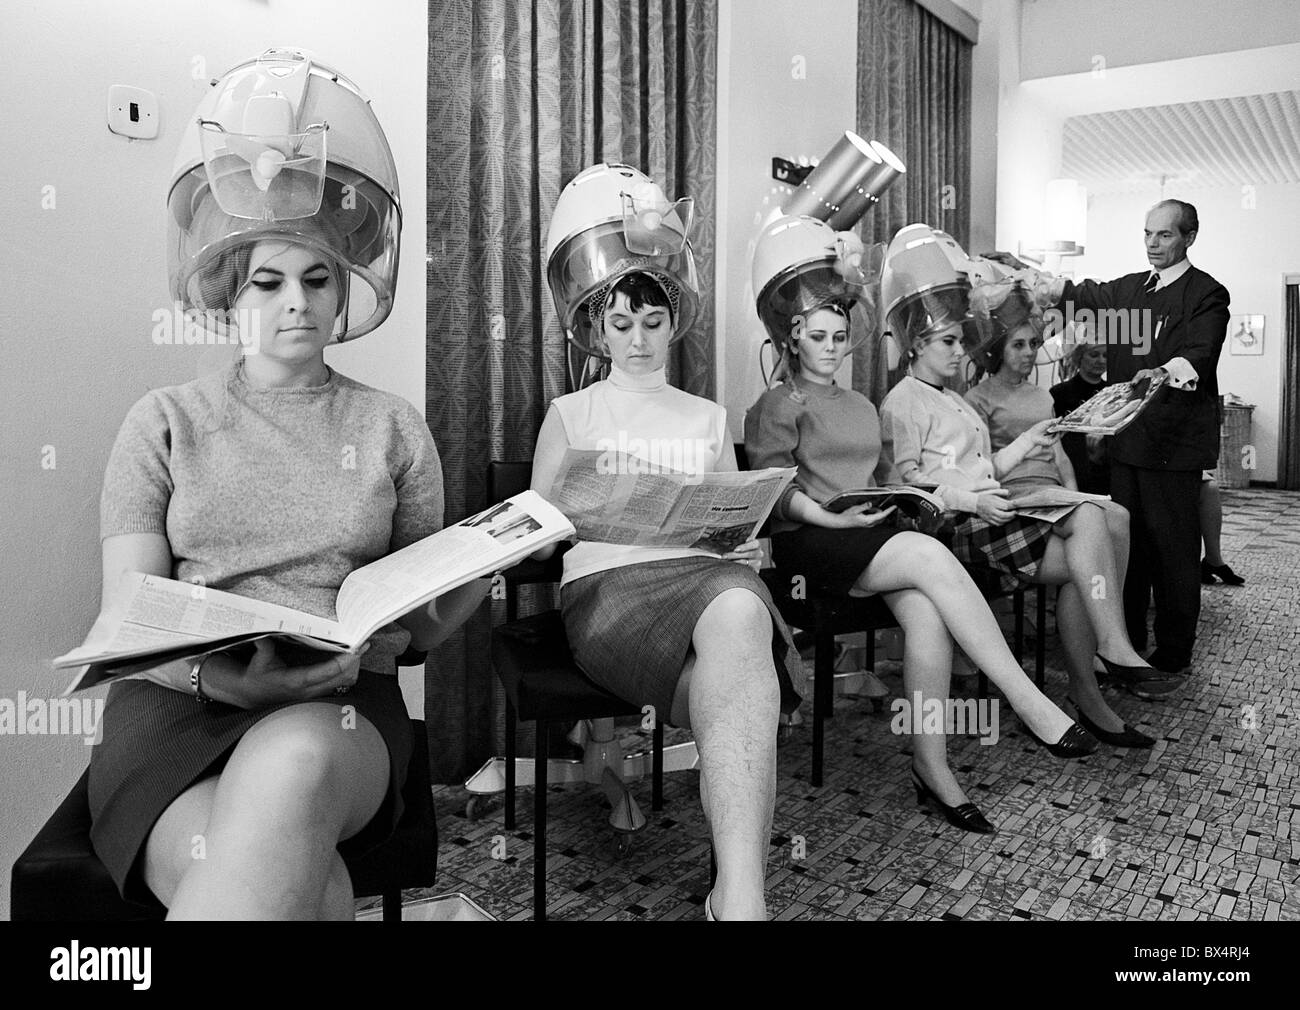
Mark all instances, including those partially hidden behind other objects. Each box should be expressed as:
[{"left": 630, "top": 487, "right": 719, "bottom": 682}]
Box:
[
  {"left": 1202, "top": 559, "right": 1245, "bottom": 586},
  {"left": 1095, "top": 653, "right": 1182, "bottom": 699},
  {"left": 1066, "top": 699, "right": 1156, "bottom": 749},
  {"left": 911, "top": 768, "right": 995, "bottom": 835},
  {"left": 1023, "top": 721, "right": 1098, "bottom": 758}
]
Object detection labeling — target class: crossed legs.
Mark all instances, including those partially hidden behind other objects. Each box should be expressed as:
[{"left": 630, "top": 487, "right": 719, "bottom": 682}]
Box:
[
  {"left": 1032, "top": 502, "right": 1145, "bottom": 732},
  {"left": 142, "top": 703, "right": 391, "bottom": 920}
]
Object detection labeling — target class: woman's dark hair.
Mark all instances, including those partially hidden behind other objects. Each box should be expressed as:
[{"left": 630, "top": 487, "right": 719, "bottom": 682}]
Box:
[{"left": 608, "top": 272, "right": 673, "bottom": 316}]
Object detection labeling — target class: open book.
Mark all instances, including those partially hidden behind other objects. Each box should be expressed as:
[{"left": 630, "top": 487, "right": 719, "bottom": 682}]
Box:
[
  {"left": 547, "top": 448, "right": 796, "bottom": 553},
  {"left": 1049, "top": 373, "right": 1166, "bottom": 435},
  {"left": 821, "top": 485, "right": 947, "bottom": 536},
  {"left": 55, "top": 491, "right": 574, "bottom": 692}
]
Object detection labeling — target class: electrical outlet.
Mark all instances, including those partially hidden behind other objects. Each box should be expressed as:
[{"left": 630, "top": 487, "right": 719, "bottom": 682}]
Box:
[{"left": 107, "top": 85, "right": 159, "bottom": 140}]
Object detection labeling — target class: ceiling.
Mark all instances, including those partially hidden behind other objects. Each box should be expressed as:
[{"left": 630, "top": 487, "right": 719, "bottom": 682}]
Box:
[{"left": 1061, "top": 90, "right": 1300, "bottom": 194}]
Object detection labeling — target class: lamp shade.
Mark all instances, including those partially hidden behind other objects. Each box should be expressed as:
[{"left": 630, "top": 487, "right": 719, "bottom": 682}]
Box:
[{"left": 1044, "top": 178, "right": 1087, "bottom": 255}]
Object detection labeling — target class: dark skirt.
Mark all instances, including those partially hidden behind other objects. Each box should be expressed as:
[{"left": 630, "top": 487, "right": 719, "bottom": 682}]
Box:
[
  {"left": 948, "top": 514, "right": 1054, "bottom": 579},
  {"left": 770, "top": 524, "right": 906, "bottom": 596},
  {"left": 560, "top": 557, "right": 804, "bottom": 719},
  {"left": 87, "top": 666, "right": 412, "bottom": 904}
]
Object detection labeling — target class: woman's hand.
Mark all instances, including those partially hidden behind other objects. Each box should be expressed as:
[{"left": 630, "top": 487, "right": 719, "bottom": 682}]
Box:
[
  {"left": 721, "top": 539, "right": 766, "bottom": 572},
  {"left": 201, "top": 639, "right": 366, "bottom": 710},
  {"left": 1024, "top": 418, "right": 1060, "bottom": 448},
  {"left": 822, "top": 503, "right": 897, "bottom": 530},
  {"left": 975, "top": 488, "right": 1015, "bottom": 525}
]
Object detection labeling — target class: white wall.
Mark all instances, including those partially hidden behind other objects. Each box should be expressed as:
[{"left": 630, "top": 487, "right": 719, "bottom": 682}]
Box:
[
  {"left": 717, "top": 0, "right": 860, "bottom": 436},
  {"left": 1072, "top": 185, "right": 1300, "bottom": 483},
  {"left": 1020, "top": 0, "right": 1300, "bottom": 80},
  {"left": 0, "top": 0, "right": 427, "bottom": 919}
]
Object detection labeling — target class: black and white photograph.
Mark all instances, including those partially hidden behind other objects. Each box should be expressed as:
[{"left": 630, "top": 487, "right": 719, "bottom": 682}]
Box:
[{"left": 1, "top": 0, "right": 1297, "bottom": 984}]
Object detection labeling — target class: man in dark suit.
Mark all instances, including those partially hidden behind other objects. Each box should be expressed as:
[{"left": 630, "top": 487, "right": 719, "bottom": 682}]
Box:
[{"left": 1050, "top": 200, "right": 1230, "bottom": 677}]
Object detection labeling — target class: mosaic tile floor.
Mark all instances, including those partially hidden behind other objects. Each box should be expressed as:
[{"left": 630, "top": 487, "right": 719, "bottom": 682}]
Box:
[{"left": 376, "top": 488, "right": 1300, "bottom": 921}]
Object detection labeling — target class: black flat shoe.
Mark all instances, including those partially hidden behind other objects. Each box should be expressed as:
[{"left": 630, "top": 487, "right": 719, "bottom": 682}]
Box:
[
  {"left": 1096, "top": 653, "right": 1183, "bottom": 699},
  {"left": 1202, "top": 559, "right": 1245, "bottom": 586},
  {"left": 911, "top": 768, "right": 995, "bottom": 835},
  {"left": 1024, "top": 721, "right": 1098, "bottom": 758},
  {"left": 1067, "top": 699, "right": 1156, "bottom": 749}
]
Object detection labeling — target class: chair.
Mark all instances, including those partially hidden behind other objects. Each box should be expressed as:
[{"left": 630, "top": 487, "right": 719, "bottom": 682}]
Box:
[
  {"left": 11, "top": 713, "right": 439, "bottom": 922},
  {"left": 487, "top": 461, "right": 666, "bottom": 922}
]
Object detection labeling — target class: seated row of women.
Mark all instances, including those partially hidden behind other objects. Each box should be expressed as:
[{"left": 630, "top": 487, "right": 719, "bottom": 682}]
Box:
[{"left": 89, "top": 140, "right": 1176, "bottom": 920}]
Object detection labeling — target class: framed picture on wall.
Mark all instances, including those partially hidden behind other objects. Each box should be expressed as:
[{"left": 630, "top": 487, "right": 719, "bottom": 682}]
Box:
[{"left": 1229, "top": 314, "right": 1264, "bottom": 355}]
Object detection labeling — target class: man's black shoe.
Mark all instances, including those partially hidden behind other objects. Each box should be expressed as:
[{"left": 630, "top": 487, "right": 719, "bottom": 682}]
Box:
[{"left": 1146, "top": 649, "right": 1190, "bottom": 675}]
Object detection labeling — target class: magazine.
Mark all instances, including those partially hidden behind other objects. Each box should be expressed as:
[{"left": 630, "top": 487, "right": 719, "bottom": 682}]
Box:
[
  {"left": 546, "top": 448, "right": 796, "bottom": 554},
  {"left": 1049, "top": 373, "right": 1167, "bottom": 435},
  {"left": 821, "top": 485, "right": 948, "bottom": 536},
  {"left": 55, "top": 491, "right": 575, "bottom": 692}
]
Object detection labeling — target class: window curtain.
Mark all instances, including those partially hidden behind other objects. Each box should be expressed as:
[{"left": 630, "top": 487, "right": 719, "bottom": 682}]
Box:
[
  {"left": 426, "top": 0, "right": 718, "bottom": 782},
  {"left": 852, "top": 0, "right": 973, "bottom": 403},
  {"left": 1279, "top": 281, "right": 1300, "bottom": 490}
]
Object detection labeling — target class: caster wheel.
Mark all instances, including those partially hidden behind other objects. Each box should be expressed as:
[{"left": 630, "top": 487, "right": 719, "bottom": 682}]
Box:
[
  {"left": 466, "top": 795, "right": 491, "bottom": 821},
  {"left": 614, "top": 833, "right": 635, "bottom": 858}
]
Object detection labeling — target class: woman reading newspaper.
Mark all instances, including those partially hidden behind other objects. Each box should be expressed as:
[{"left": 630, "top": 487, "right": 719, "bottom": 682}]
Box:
[
  {"left": 87, "top": 54, "right": 487, "bottom": 919},
  {"left": 877, "top": 234, "right": 1177, "bottom": 746},
  {"left": 531, "top": 165, "right": 803, "bottom": 921},
  {"left": 744, "top": 217, "right": 1096, "bottom": 838}
]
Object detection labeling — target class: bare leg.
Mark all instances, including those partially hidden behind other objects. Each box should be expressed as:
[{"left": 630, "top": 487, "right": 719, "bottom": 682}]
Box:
[
  {"left": 1200, "top": 478, "right": 1225, "bottom": 566},
  {"left": 1036, "top": 503, "right": 1145, "bottom": 666},
  {"left": 884, "top": 589, "right": 967, "bottom": 805},
  {"left": 855, "top": 533, "right": 1075, "bottom": 745},
  {"left": 669, "top": 588, "right": 780, "bottom": 921},
  {"left": 146, "top": 703, "right": 390, "bottom": 920},
  {"left": 1054, "top": 582, "right": 1127, "bottom": 733},
  {"left": 1099, "top": 501, "right": 1131, "bottom": 599}
]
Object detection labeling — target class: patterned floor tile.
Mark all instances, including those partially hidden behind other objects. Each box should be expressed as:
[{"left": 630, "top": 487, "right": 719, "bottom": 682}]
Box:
[{"left": 388, "top": 488, "right": 1300, "bottom": 921}]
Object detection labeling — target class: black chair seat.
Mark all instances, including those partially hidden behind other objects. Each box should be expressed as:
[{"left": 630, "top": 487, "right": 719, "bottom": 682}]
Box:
[
  {"left": 492, "top": 610, "right": 641, "bottom": 723},
  {"left": 11, "top": 770, "right": 165, "bottom": 922}
]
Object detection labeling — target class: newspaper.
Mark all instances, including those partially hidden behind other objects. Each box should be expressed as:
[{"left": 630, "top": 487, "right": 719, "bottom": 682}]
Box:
[{"left": 547, "top": 448, "right": 796, "bottom": 553}]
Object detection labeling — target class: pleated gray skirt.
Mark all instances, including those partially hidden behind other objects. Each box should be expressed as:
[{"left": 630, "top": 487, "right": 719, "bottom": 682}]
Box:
[{"left": 560, "top": 556, "right": 805, "bottom": 720}]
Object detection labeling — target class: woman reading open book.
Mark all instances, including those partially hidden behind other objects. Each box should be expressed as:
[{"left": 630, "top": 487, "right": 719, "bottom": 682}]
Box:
[{"left": 85, "top": 54, "right": 487, "bottom": 920}]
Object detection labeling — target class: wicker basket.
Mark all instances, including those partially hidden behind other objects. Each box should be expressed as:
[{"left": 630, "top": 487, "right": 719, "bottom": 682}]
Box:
[{"left": 1214, "top": 403, "right": 1254, "bottom": 489}]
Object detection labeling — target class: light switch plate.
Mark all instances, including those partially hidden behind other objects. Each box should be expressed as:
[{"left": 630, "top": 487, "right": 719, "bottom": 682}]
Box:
[{"left": 107, "top": 85, "right": 159, "bottom": 139}]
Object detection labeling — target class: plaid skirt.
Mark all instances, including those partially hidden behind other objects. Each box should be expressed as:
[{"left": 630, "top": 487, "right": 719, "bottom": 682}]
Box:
[
  {"left": 948, "top": 513, "right": 1055, "bottom": 580},
  {"left": 560, "top": 557, "right": 804, "bottom": 719}
]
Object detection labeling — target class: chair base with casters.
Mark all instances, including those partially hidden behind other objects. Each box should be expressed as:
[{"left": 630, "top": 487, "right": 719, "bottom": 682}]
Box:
[
  {"left": 486, "top": 608, "right": 701, "bottom": 921},
  {"left": 11, "top": 719, "right": 439, "bottom": 922}
]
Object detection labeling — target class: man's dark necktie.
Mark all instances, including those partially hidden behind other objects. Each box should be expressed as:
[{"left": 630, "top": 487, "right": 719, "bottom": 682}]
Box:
[{"left": 1144, "top": 272, "right": 1159, "bottom": 294}]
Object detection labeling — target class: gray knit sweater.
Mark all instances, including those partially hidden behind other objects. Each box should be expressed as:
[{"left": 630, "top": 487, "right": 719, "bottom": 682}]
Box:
[{"left": 100, "top": 361, "right": 444, "bottom": 671}]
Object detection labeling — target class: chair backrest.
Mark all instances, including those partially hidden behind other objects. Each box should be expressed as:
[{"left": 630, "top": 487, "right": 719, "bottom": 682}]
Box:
[{"left": 488, "top": 461, "right": 534, "bottom": 503}]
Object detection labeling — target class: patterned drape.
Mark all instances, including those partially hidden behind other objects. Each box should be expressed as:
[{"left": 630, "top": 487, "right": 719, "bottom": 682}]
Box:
[
  {"left": 1279, "top": 281, "right": 1300, "bottom": 490},
  {"left": 427, "top": 0, "right": 718, "bottom": 781},
  {"left": 853, "top": 0, "right": 973, "bottom": 403}
]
